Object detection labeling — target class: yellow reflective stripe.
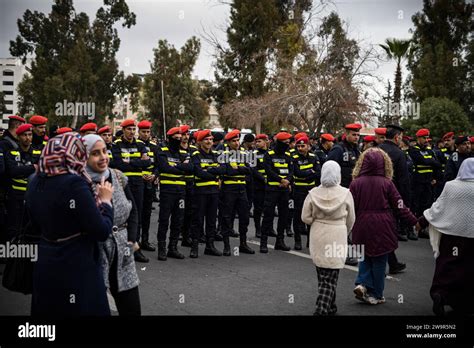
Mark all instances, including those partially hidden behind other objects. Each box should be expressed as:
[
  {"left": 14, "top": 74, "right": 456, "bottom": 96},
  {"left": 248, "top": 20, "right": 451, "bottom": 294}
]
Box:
[
  {"left": 200, "top": 163, "right": 218, "bottom": 168},
  {"left": 417, "top": 169, "right": 433, "bottom": 173},
  {"left": 299, "top": 164, "right": 313, "bottom": 170},
  {"left": 167, "top": 161, "right": 177, "bottom": 166},
  {"left": 185, "top": 175, "right": 194, "bottom": 178},
  {"left": 108, "top": 154, "right": 113, "bottom": 158},
  {"left": 416, "top": 165, "right": 431, "bottom": 168},
  {"left": 160, "top": 180, "right": 186, "bottom": 185},
  {"left": 268, "top": 150, "right": 275, "bottom": 155},
  {"left": 161, "top": 173, "right": 183, "bottom": 178},
  {"left": 10, "top": 151, "right": 20, "bottom": 156},
  {"left": 230, "top": 162, "right": 245, "bottom": 167},
  {"left": 274, "top": 162, "right": 288, "bottom": 168},
  {"left": 423, "top": 155, "right": 433, "bottom": 159},
  {"left": 12, "top": 185, "right": 27, "bottom": 191},
  {"left": 147, "top": 152, "right": 154, "bottom": 156},
  {"left": 142, "top": 171, "right": 153, "bottom": 175},
  {"left": 161, "top": 147, "right": 169, "bottom": 151},
  {"left": 258, "top": 169, "right": 265, "bottom": 173},
  {"left": 268, "top": 182, "right": 281, "bottom": 186},
  {"left": 121, "top": 152, "right": 141, "bottom": 158},
  {"left": 12, "top": 178, "right": 27, "bottom": 184},
  {"left": 295, "top": 182, "right": 315, "bottom": 186},
  {"left": 33, "top": 150, "right": 41, "bottom": 155},
  {"left": 223, "top": 180, "right": 246, "bottom": 184},
  {"left": 123, "top": 172, "right": 143, "bottom": 176},
  {"left": 196, "top": 181, "right": 219, "bottom": 187}
]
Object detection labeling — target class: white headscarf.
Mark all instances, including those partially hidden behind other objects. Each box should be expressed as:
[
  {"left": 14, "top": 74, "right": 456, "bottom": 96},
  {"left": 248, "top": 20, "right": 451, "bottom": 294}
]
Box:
[
  {"left": 82, "top": 134, "right": 110, "bottom": 182},
  {"left": 320, "top": 160, "right": 341, "bottom": 187},
  {"left": 456, "top": 157, "right": 474, "bottom": 181}
]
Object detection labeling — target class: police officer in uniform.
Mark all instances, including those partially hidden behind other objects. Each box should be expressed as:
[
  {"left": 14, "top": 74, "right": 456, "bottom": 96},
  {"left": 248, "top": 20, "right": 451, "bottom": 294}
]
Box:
[
  {"left": 137, "top": 120, "right": 158, "bottom": 252},
  {"left": 156, "top": 127, "right": 194, "bottom": 261},
  {"left": 4, "top": 123, "right": 41, "bottom": 239},
  {"left": 79, "top": 122, "right": 98, "bottom": 136},
  {"left": 219, "top": 129, "right": 255, "bottom": 256},
  {"left": 56, "top": 127, "right": 73, "bottom": 135},
  {"left": 189, "top": 129, "right": 228, "bottom": 258},
  {"left": 111, "top": 119, "right": 151, "bottom": 262},
  {"left": 314, "top": 133, "right": 335, "bottom": 165},
  {"left": 252, "top": 134, "right": 269, "bottom": 238},
  {"left": 409, "top": 128, "right": 442, "bottom": 237},
  {"left": 292, "top": 135, "right": 321, "bottom": 250},
  {"left": 260, "top": 131, "right": 293, "bottom": 253},
  {"left": 444, "top": 136, "right": 472, "bottom": 182},
  {"left": 98, "top": 126, "right": 113, "bottom": 160},
  {"left": 29, "top": 115, "right": 49, "bottom": 151},
  {"left": 374, "top": 128, "right": 386, "bottom": 146}
]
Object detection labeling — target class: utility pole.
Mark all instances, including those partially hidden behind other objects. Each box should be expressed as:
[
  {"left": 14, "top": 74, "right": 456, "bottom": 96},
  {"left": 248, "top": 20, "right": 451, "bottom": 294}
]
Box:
[{"left": 161, "top": 80, "right": 166, "bottom": 139}]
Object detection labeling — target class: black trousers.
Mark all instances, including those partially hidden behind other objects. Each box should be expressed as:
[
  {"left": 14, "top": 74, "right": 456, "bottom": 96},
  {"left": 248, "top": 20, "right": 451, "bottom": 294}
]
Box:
[
  {"left": 293, "top": 190, "right": 310, "bottom": 241},
  {"left": 141, "top": 183, "right": 154, "bottom": 244},
  {"left": 412, "top": 181, "right": 433, "bottom": 217},
  {"left": 109, "top": 252, "right": 141, "bottom": 316},
  {"left": 190, "top": 193, "right": 218, "bottom": 241},
  {"left": 157, "top": 191, "right": 185, "bottom": 243},
  {"left": 128, "top": 178, "right": 144, "bottom": 242},
  {"left": 261, "top": 189, "right": 289, "bottom": 239},
  {"left": 219, "top": 190, "right": 249, "bottom": 239},
  {"left": 287, "top": 191, "right": 294, "bottom": 231},
  {"left": 388, "top": 251, "right": 399, "bottom": 269},
  {"left": 182, "top": 184, "right": 194, "bottom": 240},
  {"left": 6, "top": 196, "right": 24, "bottom": 240},
  {"left": 253, "top": 189, "right": 265, "bottom": 232}
]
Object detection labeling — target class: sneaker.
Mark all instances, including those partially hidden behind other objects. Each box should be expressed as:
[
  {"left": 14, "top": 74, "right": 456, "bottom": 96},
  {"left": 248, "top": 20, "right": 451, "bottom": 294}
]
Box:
[
  {"left": 366, "top": 296, "right": 379, "bottom": 305},
  {"left": 353, "top": 285, "right": 367, "bottom": 302},
  {"left": 377, "top": 297, "right": 386, "bottom": 304}
]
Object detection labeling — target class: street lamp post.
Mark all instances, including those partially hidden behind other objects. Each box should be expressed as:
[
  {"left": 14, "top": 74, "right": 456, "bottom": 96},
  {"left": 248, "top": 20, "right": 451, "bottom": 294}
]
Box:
[{"left": 161, "top": 80, "right": 166, "bottom": 139}]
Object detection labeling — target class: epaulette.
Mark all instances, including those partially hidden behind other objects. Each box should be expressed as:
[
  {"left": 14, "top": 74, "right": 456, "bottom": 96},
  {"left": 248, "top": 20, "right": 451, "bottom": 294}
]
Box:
[
  {"left": 161, "top": 146, "right": 169, "bottom": 151},
  {"left": 212, "top": 150, "right": 218, "bottom": 154},
  {"left": 32, "top": 150, "right": 42, "bottom": 155},
  {"left": 292, "top": 154, "right": 299, "bottom": 159},
  {"left": 114, "top": 139, "right": 122, "bottom": 144},
  {"left": 268, "top": 150, "right": 275, "bottom": 155},
  {"left": 150, "top": 141, "right": 157, "bottom": 146},
  {"left": 136, "top": 139, "right": 144, "bottom": 143},
  {"left": 309, "top": 153, "right": 315, "bottom": 157},
  {"left": 190, "top": 144, "right": 198, "bottom": 149},
  {"left": 285, "top": 152, "right": 291, "bottom": 156},
  {"left": 10, "top": 150, "right": 19, "bottom": 156},
  {"left": 179, "top": 149, "right": 187, "bottom": 154},
  {"left": 192, "top": 150, "right": 200, "bottom": 156}
]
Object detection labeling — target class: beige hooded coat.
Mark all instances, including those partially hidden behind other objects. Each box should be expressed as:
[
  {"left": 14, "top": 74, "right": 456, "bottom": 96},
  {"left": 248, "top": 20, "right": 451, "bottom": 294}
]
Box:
[{"left": 302, "top": 160, "right": 356, "bottom": 269}]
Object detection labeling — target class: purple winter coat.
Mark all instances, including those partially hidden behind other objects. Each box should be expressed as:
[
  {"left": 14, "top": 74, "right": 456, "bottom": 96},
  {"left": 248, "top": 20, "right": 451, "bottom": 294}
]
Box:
[{"left": 349, "top": 151, "right": 417, "bottom": 257}]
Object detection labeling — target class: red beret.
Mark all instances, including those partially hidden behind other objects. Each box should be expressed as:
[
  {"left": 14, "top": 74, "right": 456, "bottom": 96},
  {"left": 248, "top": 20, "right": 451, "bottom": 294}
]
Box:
[
  {"left": 8, "top": 115, "right": 26, "bottom": 123},
  {"left": 275, "top": 132, "right": 292, "bottom": 141},
  {"left": 402, "top": 135, "right": 413, "bottom": 141},
  {"left": 320, "top": 133, "right": 335, "bottom": 142},
  {"left": 442, "top": 132, "right": 454, "bottom": 140},
  {"left": 470, "top": 136, "right": 474, "bottom": 143},
  {"left": 295, "top": 136, "right": 309, "bottom": 145},
  {"left": 16, "top": 123, "right": 33, "bottom": 135},
  {"left": 97, "top": 126, "right": 111, "bottom": 134},
  {"left": 167, "top": 127, "right": 181, "bottom": 136},
  {"left": 180, "top": 125, "right": 190, "bottom": 134},
  {"left": 56, "top": 127, "right": 73, "bottom": 135},
  {"left": 80, "top": 122, "right": 97, "bottom": 132},
  {"left": 255, "top": 133, "right": 268, "bottom": 140},
  {"left": 120, "top": 119, "right": 136, "bottom": 128},
  {"left": 344, "top": 123, "right": 362, "bottom": 131},
  {"left": 137, "top": 120, "right": 152, "bottom": 129},
  {"left": 225, "top": 129, "right": 240, "bottom": 141},
  {"left": 374, "top": 128, "right": 387, "bottom": 136},
  {"left": 197, "top": 129, "right": 213, "bottom": 142},
  {"left": 294, "top": 132, "right": 308, "bottom": 141},
  {"left": 416, "top": 128, "right": 430, "bottom": 137},
  {"left": 363, "top": 135, "right": 376, "bottom": 142},
  {"left": 29, "top": 115, "right": 48, "bottom": 125}
]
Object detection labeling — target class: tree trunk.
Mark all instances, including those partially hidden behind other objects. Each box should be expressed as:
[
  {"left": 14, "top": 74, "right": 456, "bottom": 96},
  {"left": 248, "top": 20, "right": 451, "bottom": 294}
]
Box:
[{"left": 393, "top": 60, "right": 402, "bottom": 125}]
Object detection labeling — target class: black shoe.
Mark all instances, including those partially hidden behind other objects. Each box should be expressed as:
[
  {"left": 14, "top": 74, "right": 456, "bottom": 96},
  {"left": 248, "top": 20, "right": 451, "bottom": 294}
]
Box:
[
  {"left": 204, "top": 241, "right": 223, "bottom": 256},
  {"left": 214, "top": 233, "right": 223, "bottom": 242},
  {"left": 286, "top": 229, "right": 294, "bottom": 237},
  {"left": 255, "top": 228, "right": 261, "bottom": 238},
  {"left": 239, "top": 242, "right": 255, "bottom": 254},
  {"left": 223, "top": 236, "right": 231, "bottom": 256},
  {"left": 181, "top": 237, "right": 193, "bottom": 247},
  {"left": 294, "top": 240, "right": 302, "bottom": 251},
  {"left": 397, "top": 233, "right": 408, "bottom": 242},
  {"left": 407, "top": 230, "right": 418, "bottom": 241},
  {"left": 141, "top": 241, "right": 156, "bottom": 252},
  {"left": 134, "top": 249, "right": 149, "bottom": 263},
  {"left": 389, "top": 262, "right": 406, "bottom": 274},
  {"left": 432, "top": 292, "right": 445, "bottom": 316},
  {"left": 345, "top": 257, "right": 358, "bottom": 266},
  {"left": 158, "top": 242, "right": 167, "bottom": 261},
  {"left": 167, "top": 242, "right": 185, "bottom": 259},
  {"left": 190, "top": 240, "right": 199, "bottom": 258},
  {"left": 260, "top": 238, "right": 268, "bottom": 253},
  {"left": 229, "top": 230, "right": 240, "bottom": 238},
  {"left": 274, "top": 239, "right": 290, "bottom": 251},
  {"left": 268, "top": 229, "right": 277, "bottom": 237}
]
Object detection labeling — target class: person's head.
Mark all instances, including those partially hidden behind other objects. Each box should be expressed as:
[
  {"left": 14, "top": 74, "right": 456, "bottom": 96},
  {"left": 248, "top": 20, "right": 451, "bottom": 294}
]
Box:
[
  {"left": 273, "top": 132, "right": 292, "bottom": 153},
  {"left": 225, "top": 129, "right": 241, "bottom": 151},
  {"left": 353, "top": 147, "right": 393, "bottom": 180},
  {"left": 16, "top": 123, "right": 33, "bottom": 149},
  {"left": 344, "top": 123, "right": 361, "bottom": 145},
  {"left": 83, "top": 134, "right": 109, "bottom": 173},
  {"left": 7, "top": 115, "right": 26, "bottom": 137},
  {"left": 374, "top": 128, "right": 386, "bottom": 145},
  {"left": 212, "top": 132, "right": 224, "bottom": 147},
  {"left": 137, "top": 120, "right": 152, "bottom": 141},
  {"left": 362, "top": 135, "right": 376, "bottom": 151},
  {"left": 167, "top": 127, "right": 182, "bottom": 150},
  {"left": 255, "top": 134, "right": 269, "bottom": 150},
  {"left": 455, "top": 136, "right": 471, "bottom": 155},
  {"left": 120, "top": 119, "right": 136, "bottom": 142},
  {"left": 442, "top": 132, "right": 455, "bottom": 149},
  {"left": 320, "top": 160, "right": 341, "bottom": 187},
  {"left": 79, "top": 122, "right": 97, "bottom": 136},
  {"left": 416, "top": 128, "right": 430, "bottom": 146},
  {"left": 295, "top": 136, "right": 310, "bottom": 155},
  {"left": 288, "top": 137, "right": 295, "bottom": 149},
  {"left": 456, "top": 157, "right": 474, "bottom": 181},
  {"left": 243, "top": 133, "right": 255, "bottom": 150},
  {"left": 196, "top": 129, "right": 213, "bottom": 152},
  {"left": 385, "top": 125, "right": 404, "bottom": 146},
  {"left": 320, "top": 133, "right": 335, "bottom": 150},
  {"left": 97, "top": 126, "right": 113, "bottom": 144},
  {"left": 180, "top": 125, "right": 190, "bottom": 144},
  {"left": 29, "top": 115, "right": 48, "bottom": 137}
]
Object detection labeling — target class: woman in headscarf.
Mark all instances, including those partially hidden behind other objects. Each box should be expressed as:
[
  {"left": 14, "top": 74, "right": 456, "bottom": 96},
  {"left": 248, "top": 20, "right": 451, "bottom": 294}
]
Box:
[
  {"left": 418, "top": 157, "right": 474, "bottom": 315},
  {"left": 26, "top": 133, "right": 114, "bottom": 316},
  {"left": 82, "top": 134, "right": 141, "bottom": 316},
  {"left": 302, "top": 160, "right": 355, "bottom": 315},
  {"left": 349, "top": 148, "right": 418, "bottom": 305}
]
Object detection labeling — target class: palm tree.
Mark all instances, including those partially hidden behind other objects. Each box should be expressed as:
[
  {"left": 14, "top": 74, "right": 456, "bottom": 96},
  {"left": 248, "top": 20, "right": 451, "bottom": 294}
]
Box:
[{"left": 379, "top": 38, "right": 411, "bottom": 124}]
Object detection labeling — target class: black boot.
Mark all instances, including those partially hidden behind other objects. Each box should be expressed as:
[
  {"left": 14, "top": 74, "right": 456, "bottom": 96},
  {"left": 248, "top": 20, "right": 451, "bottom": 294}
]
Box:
[
  {"left": 141, "top": 241, "right": 156, "bottom": 252},
  {"left": 167, "top": 240, "right": 185, "bottom": 259},
  {"left": 255, "top": 228, "right": 261, "bottom": 238},
  {"left": 204, "top": 239, "right": 223, "bottom": 256},
  {"left": 260, "top": 236, "right": 268, "bottom": 253},
  {"left": 268, "top": 229, "right": 277, "bottom": 237},
  {"left": 199, "top": 234, "right": 207, "bottom": 244},
  {"left": 157, "top": 241, "right": 167, "bottom": 261},
  {"left": 229, "top": 229, "right": 240, "bottom": 238},
  {"left": 239, "top": 238, "right": 255, "bottom": 254},
  {"left": 214, "top": 232, "right": 223, "bottom": 241},
  {"left": 274, "top": 238, "right": 290, "bottom": 251},
  {"left": 286, "top": 227, "right": 294, "bottom": 237},
  {"left": 294, "top": 233, "right": 302, "bottom": 251},
  {"left": 181, "top": 236, "right": 193, "bottom": 247},
  {"left": 134, "top": 249, "right": 149, "bottom": 263},
  {"left": 223, "top": 236, "right": 231, "bottom": 256},
  {"left": 190, "top": 239, "right": 199, "bottom": 258}
]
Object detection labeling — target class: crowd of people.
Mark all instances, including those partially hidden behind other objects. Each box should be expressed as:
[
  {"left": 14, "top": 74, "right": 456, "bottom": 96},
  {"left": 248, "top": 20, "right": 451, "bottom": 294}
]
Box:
[{"left": 0, "top": 114, "right": 473, "bottom": 316}]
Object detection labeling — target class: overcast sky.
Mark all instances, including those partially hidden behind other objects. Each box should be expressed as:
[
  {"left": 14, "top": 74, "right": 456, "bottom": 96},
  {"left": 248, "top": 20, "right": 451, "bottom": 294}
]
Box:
[{"left": 0, "top": 0, "right": 423, "bottom": 91}]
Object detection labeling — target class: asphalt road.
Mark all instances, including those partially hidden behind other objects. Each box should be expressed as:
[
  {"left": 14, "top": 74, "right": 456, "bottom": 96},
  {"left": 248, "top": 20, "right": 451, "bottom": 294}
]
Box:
[{"left": 0, "top": 202, "right": 435, "bottom": 316}]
